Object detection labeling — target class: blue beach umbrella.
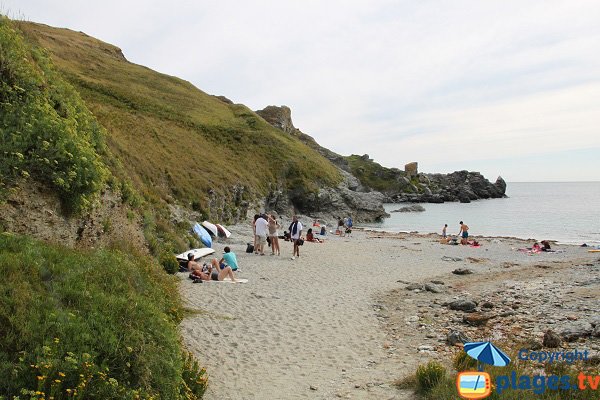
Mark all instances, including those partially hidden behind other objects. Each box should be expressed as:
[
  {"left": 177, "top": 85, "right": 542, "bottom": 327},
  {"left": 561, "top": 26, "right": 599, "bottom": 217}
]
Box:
[{"left": 464, "top": 341, "right": 511, "bottom": 367}]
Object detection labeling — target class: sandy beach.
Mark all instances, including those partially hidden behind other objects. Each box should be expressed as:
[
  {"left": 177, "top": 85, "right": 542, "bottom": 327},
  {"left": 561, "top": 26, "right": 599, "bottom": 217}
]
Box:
[{"left": 179, "top": 225, "right": 599, "bottom": 399}]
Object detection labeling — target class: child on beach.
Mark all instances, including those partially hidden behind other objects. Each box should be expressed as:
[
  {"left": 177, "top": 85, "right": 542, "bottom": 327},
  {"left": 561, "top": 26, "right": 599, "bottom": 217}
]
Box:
[{"left": 442, "top": 224, "right": 447, "bottom": 238}]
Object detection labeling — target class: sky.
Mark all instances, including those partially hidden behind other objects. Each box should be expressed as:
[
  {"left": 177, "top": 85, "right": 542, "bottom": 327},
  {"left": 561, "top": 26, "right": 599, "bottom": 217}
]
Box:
[{"left": 3, "top": 0, "right": 600, "bottom": 181}]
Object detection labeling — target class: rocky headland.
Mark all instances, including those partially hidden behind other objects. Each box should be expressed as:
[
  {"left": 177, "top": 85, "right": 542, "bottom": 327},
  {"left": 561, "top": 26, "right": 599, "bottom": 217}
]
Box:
[{"left": 256, "top": 105, "right": 507, "bottom": 222}]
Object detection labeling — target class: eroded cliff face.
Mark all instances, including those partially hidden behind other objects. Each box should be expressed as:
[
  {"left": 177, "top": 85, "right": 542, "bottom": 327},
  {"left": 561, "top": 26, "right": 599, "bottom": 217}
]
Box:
[{"left": 255, "top": 105, "right": 389, "bottom": 222}]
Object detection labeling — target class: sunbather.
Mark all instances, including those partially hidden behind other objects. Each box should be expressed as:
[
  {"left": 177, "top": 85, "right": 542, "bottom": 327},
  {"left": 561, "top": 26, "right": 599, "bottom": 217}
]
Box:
[{"left": 189, "top": 254, "right": 236, "bottom": 281}]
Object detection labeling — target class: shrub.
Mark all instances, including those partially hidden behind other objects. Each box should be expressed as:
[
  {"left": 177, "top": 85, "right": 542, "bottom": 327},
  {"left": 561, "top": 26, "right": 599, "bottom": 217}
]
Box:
[
  {"left": 161, "top": 253, "right": 179, "bottom": 274},
  {"left": 0, "top": 232, "right": 204, "bottom": 398},
  {"left": 415, "top": 361, "right": 446, "bottom": 393},
  {"left": 180, "top": 351, "right": 208, "bottom": 399},
  {"left": 453, "top": 350, "right": 478, "bottom": 372}
]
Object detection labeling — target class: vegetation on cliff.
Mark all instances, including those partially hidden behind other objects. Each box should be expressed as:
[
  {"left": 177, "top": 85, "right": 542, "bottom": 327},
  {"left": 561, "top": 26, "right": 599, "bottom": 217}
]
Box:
[
  {"left": 0, "top": 16, "right": 109, "bottom": 213},
  {"left": 15, "top": 21, "right": 342, "bottom": 219},
  {"left": 346, "top": 154, "right": 412, "bottom": 193}
]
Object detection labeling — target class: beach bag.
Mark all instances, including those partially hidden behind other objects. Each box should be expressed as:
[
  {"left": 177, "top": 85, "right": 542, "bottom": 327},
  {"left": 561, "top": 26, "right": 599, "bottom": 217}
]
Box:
[
  {"left": 246, "top": 243, "right": 254, "bottom": 253},
  {"left": 297, "top": 238, "right": 304, "bottom": 246}
]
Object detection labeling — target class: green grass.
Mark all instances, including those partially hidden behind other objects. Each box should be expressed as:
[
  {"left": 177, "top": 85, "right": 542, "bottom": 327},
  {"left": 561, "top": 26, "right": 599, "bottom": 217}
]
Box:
[
  {"left": 15, "top": 21, "right": 342, "bottom": 216},
  {"left": 0, "top": 232, "right": 207, "bottom": 399},
  {"left": 345, "top": 154, "right": 410, "bottom": 193}
]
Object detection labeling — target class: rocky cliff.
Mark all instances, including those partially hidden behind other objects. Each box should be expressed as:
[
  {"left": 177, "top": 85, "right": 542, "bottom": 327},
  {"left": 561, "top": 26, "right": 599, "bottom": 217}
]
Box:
[
  {"left": 255, "top": 105, "right": 506, "bottom": 218},
  {"left": 345, "top": 155, "right": 506, "bottom": 204},
  {"left": 391, "top": 170, "right": 507, "bottom": 203},
  {"left": 256, "top": 105, "right": 388, "bottom": 221}
]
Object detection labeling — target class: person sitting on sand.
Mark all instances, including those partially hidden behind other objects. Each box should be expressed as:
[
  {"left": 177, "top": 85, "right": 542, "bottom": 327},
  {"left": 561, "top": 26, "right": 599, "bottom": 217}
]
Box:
[
  {"left": 306, "top": 228, "right": 323, "bottom": 243},
  {"left": 458, "top": 221, "right": 469, "bottom": 245},
  {"left": 532, "top": 242, "right": 541, "bottom": 252},
  {"left": 191, "top": 258, "right": 236, "bottom": 281},
  {"left": 219, "top": 246, "right": 239, "bottom": 271}
]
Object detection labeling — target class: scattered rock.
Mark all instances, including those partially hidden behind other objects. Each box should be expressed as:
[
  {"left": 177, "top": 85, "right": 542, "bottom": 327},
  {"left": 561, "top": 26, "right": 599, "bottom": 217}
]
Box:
[
  {"left": 466, "top": 257, "right": 487, "bottom": 263},
  {"left": 561, "top": 324, "right": 593, "bottom": 342},
  {"left": 442, "top": 256, "right": 463, "bottom": 262},
  {"left": 447, "top": 330, "right": 472, "bottom": 345},
  {"left": 481, "top": 302, "right": 495, "bottom": 309},
  {"left": 543, "top": 330, "right": 562, "bottom": 348},
  {"left": 430, "top": 280, "right": 445, "bottom": 285},
  {"left": 418, "top": 345, "right": 435, "bottom": 352},
  {"left": 405, "top": 283, "right": 425, "bottom": 291},
  {"left": 448, "top": 300, "right": 477, "bottom": 312},
  {"left": 452, "top": 268, "right": 473, "bottom": 275},
  {"left": 310, "top": 385, "right": 318, "bottom": 391},
  {"left": 391, "top": 204, "right": 426, "bottom": 213},
  {"left": 499, "top": 311, "right": 516, "bottom": 317},
  {"left": 463, "top": 312, "right": 494, "bottom": 326},
  {"left": 424, "top": 283, "right": 444, "bottom": 293}
]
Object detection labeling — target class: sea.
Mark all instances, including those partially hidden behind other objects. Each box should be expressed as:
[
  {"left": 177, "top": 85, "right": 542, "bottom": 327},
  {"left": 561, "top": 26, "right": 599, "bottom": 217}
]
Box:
[{"left": 361, "top": 182, "right": 600, "bottom": 245}]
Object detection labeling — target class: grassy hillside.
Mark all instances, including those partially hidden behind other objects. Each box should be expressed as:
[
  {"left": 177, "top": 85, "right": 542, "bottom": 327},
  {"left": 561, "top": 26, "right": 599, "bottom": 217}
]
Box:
[{"left": 15, "top": 21, "right": 342, "bottom": 217}]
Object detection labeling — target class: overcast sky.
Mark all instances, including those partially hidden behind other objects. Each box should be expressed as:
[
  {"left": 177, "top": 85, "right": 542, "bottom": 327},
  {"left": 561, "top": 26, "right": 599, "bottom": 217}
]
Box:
[{"left": 4, "top": 0, "right": 600, "bottom": 181}]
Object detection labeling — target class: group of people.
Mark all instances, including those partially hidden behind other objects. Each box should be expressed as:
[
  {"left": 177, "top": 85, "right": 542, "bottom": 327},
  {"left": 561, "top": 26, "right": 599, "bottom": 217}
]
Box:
[
  {"left": 336, "top": 216, "right": 353, "bottom": 236},
  {"left": 253, "top": 214, "right": 305, "bottom": 260},
  {"left": 186, "top": 214, "right": 334, "bottom": 282},
  {"left": 440, "top": 221, "right": 472, "bottom": 245},
  {"left": 252, "top": 213, "right": 282, "bottom": 256},
  {"left": 187, "top": 246, "right": 239, "bottom": 282}
]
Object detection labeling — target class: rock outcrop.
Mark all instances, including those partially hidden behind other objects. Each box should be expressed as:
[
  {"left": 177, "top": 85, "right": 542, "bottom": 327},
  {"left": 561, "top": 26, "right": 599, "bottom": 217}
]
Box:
[
  {"left": 256, "top": 106, "right": 387, "bottom": 222},
  {"left": 390, "top": 171, "right": 506, "bottom": 203},
  {"left": 255, "top": 105, "right": 296, "bottom": 134},
  {"left": 256, "top": 105, "right": 507, "bottom": 218}
]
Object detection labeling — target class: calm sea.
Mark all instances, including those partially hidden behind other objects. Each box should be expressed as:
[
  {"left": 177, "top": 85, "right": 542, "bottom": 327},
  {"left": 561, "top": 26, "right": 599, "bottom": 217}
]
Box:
[{"left": 362, "top": 182, "right": 600, "bottom": 245}]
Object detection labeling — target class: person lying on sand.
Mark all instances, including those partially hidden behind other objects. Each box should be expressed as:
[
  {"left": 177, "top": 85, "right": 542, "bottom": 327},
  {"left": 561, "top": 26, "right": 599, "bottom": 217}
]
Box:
[{"left": 189, "top": 255, "right": 236, "bottom": 282}]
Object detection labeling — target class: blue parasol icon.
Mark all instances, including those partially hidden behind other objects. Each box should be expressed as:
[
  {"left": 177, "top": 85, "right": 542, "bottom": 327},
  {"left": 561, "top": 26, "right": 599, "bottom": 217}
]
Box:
[{"left": 464, "top": 341, "right": 511, "bottom": 367}]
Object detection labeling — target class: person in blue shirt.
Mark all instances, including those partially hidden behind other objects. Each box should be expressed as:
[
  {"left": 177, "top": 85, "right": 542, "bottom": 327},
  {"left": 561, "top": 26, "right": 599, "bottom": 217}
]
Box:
[{"left": 219, "top": 246, "right": 239, "bottom": 271}]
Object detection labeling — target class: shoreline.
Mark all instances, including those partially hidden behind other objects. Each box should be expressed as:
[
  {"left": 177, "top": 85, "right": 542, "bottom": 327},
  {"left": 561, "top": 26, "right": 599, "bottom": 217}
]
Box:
[
  {"left": 356, "top": 226, "right": 599, "bottom": 246},
  {"left": 179, "top": 226, "right": 599, "bottom": 399}
]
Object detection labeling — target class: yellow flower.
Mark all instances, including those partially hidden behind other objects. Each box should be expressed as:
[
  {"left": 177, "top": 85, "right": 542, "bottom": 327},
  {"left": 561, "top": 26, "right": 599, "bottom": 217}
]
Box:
[
  {"left": 58, "top": 372, "right": 66, "bottom": 377},
  {"left": 54, "top": 379, "right": 61, "bottom": 383}
]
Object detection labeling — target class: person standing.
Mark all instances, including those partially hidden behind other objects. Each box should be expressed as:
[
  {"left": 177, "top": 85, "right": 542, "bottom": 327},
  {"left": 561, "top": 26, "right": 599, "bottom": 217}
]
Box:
[
  {"left": 254, "top": 215, "right": 269, "bottom": 255},
  {"left": 252, "top": 214, "right": 259, "bottom": 254},
  {"left": 442, "top": 224, "right": 448, "bottom": 238},
  {"left": 289, "top": 215, "right": 303, "bottom": 260},
  {"left": 268, "top": 214, "right": 280, "bottom": 256},
  {"left": 458, "top": 221, "right": 469, "bottom": 245}
]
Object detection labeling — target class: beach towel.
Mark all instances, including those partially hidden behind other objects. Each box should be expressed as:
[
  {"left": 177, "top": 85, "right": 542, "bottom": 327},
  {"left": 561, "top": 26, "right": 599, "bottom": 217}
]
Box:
[{"left": 205, "top": 278, "right": 248, "bottom": 284}]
